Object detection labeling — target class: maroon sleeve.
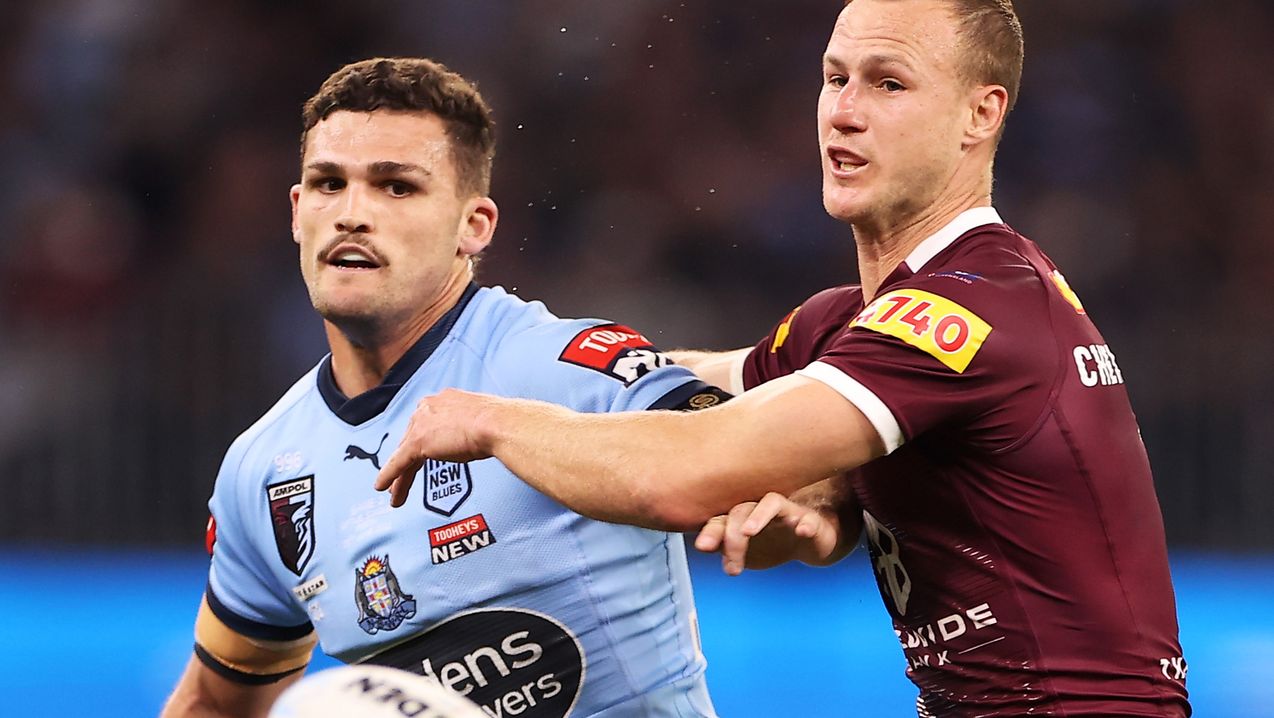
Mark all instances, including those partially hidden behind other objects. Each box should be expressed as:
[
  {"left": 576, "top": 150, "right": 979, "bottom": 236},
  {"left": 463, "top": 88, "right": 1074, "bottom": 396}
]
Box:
[
  {"left": 815, "top": 258, "right": 1057, "bottom": 449},
  {"left": 741, "top": 285, "right": 864, "bottom": 390}
]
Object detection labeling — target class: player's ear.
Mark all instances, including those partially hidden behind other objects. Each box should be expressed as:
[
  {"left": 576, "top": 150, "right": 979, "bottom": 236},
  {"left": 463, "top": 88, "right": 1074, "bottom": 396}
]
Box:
[
  {"left": 458, "top": 196, "right": 497, "bottom": 257},
  {"left": 964, "top": 84, "right": 1008, "bottom": 148},
  {"left": 289, "top": 184, "right": 303, "bottom": 245}
]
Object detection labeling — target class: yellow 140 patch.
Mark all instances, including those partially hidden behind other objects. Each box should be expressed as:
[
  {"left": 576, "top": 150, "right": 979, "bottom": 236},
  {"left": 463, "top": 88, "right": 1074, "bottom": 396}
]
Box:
[{"left": 850, "top": 289, "right": 992, "bottom": 373}]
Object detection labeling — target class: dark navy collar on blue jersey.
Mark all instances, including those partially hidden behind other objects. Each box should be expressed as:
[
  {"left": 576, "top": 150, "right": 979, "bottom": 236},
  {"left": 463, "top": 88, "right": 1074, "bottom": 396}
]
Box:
[{"left": 318, "top": 282, "right": 480, "bottom": 425}]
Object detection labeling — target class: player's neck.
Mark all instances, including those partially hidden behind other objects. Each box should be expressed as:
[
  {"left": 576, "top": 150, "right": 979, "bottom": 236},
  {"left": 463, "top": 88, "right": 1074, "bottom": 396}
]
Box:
[
  {"left": 854, "top": 186, "right": 991, "bottom": 302},
  {"left": 325, "top": 268, "right": 473, "bottom": 398}
]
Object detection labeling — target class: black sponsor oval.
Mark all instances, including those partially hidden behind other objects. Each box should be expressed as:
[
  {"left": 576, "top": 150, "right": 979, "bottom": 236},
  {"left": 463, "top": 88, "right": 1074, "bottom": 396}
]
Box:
[{"left": 362, "top": 607, "right": 584, "bottom": 718}]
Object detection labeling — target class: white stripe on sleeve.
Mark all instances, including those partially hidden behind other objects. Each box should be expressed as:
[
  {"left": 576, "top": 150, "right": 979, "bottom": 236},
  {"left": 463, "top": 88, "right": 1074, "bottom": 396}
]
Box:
[
  {"left": 728, "top": 351, "right": 748, "bottom": 395},
  {"left": 795, "top": 361, "right": 905, "bottom": 454}
]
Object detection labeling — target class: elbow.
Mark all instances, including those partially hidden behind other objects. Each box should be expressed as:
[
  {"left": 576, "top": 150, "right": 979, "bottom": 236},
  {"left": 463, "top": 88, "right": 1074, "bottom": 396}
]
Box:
[{"left": 628, "top": 467, "right": 726, "bottom": 532}]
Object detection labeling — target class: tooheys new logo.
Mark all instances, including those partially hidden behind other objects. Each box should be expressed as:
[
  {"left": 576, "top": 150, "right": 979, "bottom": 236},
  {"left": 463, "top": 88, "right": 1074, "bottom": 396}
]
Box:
[
  {"left": 362, "top": 608, "right": 584, "bottom": 718},
  {"left": 558, "top": 323, "right": 671, "bottom": 385}
]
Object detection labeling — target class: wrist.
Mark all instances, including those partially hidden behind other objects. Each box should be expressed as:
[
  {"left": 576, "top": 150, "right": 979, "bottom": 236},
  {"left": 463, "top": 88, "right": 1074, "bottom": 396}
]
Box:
[{"left": 472, "top": 398, "right": 508, "bottom": 455}]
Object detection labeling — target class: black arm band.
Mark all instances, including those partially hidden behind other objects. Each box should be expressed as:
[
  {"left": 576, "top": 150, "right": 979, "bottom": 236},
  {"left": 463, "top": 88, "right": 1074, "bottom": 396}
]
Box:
[
  {"left": 193, "top": 643, "right": 306, "bottom": 686},
  {"left": 647, "top": 380, "right": 733, "bottom": 411}
]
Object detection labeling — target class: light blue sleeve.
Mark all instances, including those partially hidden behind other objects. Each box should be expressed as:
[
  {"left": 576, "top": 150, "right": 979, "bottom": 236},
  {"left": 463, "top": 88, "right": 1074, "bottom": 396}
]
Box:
[
  {"left": 481, "top": 318, "right": 705, "bottom": 414},
  {"left": 206, "top": 432, "right": 312, "bottom": 634}
]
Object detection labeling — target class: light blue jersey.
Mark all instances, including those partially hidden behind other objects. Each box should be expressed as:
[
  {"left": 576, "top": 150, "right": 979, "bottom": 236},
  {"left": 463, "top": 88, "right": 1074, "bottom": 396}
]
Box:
[{"left": 204, "top": 285, "right": 720, "bottom": 718}]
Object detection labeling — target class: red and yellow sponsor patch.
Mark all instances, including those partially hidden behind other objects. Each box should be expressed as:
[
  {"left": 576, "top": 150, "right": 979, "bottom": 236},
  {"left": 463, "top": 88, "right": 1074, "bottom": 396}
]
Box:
[{"left": 851, "top": 289, "right": 992, "bottom": 373}]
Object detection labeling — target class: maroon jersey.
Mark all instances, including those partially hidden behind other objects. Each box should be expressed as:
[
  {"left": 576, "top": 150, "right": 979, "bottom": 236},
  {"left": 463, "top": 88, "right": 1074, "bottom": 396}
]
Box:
[{"left": 743, "top": 209, "right": 1189, "bottom": 717}]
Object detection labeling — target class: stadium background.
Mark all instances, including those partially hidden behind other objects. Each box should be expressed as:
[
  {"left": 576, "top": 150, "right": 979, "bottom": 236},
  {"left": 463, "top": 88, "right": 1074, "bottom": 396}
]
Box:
[{"left": 1, "top": 1, "right": 1270, "bottom": 715}]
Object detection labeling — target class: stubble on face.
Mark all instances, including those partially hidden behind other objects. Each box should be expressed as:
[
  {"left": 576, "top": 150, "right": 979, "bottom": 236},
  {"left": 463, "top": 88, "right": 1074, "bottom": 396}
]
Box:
[
  {"left": 818, "top": 0, "right": 971, "bottom": 233},
  {"left": 294, "top": 111, "right": 469, "bottom": 347}
]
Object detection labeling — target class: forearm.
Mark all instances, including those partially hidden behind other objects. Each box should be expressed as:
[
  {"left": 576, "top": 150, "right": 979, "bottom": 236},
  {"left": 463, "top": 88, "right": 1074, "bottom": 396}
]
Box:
[
  {"left": 162, "top": 655, "right": 296, "bottom": 718},
  {"left": 381, "top": 376, "right": 883, "bottom": 530},
  {"left": 482, "top": 400, "right": 741, "bottom": 530},
  {"left": 667, "top": 348, "right": 750, "bottom": 392}
]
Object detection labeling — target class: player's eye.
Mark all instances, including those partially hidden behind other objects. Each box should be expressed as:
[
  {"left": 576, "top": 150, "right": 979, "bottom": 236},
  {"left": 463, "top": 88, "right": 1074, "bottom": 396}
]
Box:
[
  {"left": 825, "top": 74, "right": 848, "bottom": 89},
  {"left": 879, "top": 78, "right": 906, "bottom": 93},
  {"left": 382, "top": 181, "right": 416, "bottom": 198},
  {"left": 311, "top": 177, "right": 345, "bottom": 192}
]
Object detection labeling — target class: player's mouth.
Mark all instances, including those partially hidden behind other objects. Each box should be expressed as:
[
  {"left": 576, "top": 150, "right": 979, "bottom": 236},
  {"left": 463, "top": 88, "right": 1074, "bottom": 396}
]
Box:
[
  {"left": 826, "top": 146, "right": 868, "bottom": 177},
  {"left": 323, "top": 243, "right": 383, "bottom": 271}
]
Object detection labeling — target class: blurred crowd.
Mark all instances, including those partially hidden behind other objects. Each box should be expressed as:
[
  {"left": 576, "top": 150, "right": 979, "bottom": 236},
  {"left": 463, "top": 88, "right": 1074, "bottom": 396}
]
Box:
[{"left": 0, "top": 0, "right": 1270, "bottom": 548}]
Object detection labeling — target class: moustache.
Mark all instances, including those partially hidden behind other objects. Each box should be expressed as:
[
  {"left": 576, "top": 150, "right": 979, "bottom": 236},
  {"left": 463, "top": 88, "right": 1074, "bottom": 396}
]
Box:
[{"left": 319, "top": 234, "right": 385, "bottom": 265}]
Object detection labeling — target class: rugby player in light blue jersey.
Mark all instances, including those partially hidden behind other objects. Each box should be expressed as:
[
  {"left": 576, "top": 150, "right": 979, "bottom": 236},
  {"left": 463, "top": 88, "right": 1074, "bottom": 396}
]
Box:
[{"left": 162, "top": 57, "right": 725, "bottom": 718}]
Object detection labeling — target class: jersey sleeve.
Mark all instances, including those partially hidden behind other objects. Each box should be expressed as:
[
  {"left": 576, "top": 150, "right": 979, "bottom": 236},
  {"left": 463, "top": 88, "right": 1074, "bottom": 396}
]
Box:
[
  {"left": 805, "top": 264, "right": 1055, "bottom": 454},
  {"left": 484, "top": 319, "right": 722, "bottom": 414},
  {"left": 205, "top": 435, "right": 313, "bottom": 640},
  {"left": 742, "top": 285, "right": 866, "bottom": 390}
]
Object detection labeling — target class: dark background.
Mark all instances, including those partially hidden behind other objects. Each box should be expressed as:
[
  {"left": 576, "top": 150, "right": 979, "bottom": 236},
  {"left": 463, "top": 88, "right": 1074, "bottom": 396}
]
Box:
[{"left": 1, "top": 2, "right": 1269, "bottom": 551}]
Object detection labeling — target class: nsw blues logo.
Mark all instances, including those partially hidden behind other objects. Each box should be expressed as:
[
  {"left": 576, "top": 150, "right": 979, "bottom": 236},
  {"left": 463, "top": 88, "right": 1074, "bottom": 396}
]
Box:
[
  {"left": 422, "top": 459, "right": 472, "bottom": 517},
  {"left": 267, "top": 476, "right": 315, "bottom": 576},
  {"left": 354, "top": 555, "right": 416, "bottom": 634}
]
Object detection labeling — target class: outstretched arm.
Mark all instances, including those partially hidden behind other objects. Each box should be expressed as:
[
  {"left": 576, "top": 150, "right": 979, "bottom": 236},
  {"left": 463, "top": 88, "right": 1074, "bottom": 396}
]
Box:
[
  {"left": 375, "top": 372, "right": 886, "bottom": 531},
  {"left": 666, "top": 348, "right": 751, "bottom": 393},
  {"left": 694, "top": 475, "right": 863, "bottom": 575}
]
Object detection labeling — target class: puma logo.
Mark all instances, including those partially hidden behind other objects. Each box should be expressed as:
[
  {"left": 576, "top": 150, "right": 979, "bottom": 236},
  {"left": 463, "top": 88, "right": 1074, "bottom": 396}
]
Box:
[{"left": 344, "top": 433, "right": 389, "bottom": 470}]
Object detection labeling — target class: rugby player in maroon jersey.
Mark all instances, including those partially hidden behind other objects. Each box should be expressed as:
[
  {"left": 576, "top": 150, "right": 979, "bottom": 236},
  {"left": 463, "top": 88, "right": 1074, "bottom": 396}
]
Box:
[{"left": 376, "top": 1, "right": 1190, "bottom": 714}]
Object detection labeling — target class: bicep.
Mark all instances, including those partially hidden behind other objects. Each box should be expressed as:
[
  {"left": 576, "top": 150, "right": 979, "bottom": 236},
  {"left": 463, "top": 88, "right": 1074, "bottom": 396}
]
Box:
[
  {"left": 709, "top": 373, "right": 885, "bottom": 498},
  {"left": 162, "top": 598, "right": 316, "bottom": 717}
]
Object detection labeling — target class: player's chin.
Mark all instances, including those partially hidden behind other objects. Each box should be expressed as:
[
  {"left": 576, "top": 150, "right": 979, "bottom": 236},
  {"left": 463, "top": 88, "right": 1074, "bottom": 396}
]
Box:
[
  {"left": 821, "top": 188, "right": 871, "bottom": 225},
  {"left": 312, "top": 293, "right": 385, "bottom": 327}
]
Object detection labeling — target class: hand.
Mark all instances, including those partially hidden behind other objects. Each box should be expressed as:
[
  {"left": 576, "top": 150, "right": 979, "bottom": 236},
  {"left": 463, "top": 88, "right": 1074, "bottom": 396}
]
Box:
[
  {"left": 693, "top": 491, "right": 841, "bottom": 576},
  {"left": 374, "top": 389, "right": 500, "bottom": 507}
]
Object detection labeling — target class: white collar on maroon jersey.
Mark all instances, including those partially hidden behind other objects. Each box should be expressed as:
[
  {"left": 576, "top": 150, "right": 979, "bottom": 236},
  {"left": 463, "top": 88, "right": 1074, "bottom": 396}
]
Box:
[{"left": 903, "top": 206, "right": 1004, "bottom": 274}]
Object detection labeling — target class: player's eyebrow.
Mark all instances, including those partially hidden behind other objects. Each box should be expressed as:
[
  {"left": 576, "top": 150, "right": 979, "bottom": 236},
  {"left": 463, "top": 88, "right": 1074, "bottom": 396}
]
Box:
[
  {"left": 862, "top": 53, "right": 915, "bottom": 73},
  {"left": 303, "top": 160, "right": 432, "bottom": 177},
  {"left": 823, "top": 52, "right": 916, "bottom": 74},
  {"left": 368, "top": 160, "right": 431, "bottom": 177},
  {"left": 304, "top": 160, "right": 344, "bottom": 176}
]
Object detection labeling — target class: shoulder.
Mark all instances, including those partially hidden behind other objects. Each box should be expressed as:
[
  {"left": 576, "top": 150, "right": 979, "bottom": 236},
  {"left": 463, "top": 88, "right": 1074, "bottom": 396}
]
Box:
[
  {"left": 933, "top": 223, "right": 1049, "bottom": 291},
  {"left": 217, "top": 362, "right": 325, "bottom": 490},
  {"left": 855, "top": 226, "right": 1056, "bottom": 373},
  {"left": 782, "top": 284, "right": 865, "bottom": 340},
  {"left": 805, "top": 283, "right": 866, "bottom": 310},
  {"left": 750, "top": 283, "right": 863, "bottom": 371},
  {"left": 458, "top": 287, "right": 699, "bottom": 409},
  {"left": 451, "top": 286, "right": 557, "bottom": 355},
  {"left": 902, "top": 226, "right": 1053, "bottom": 320}
]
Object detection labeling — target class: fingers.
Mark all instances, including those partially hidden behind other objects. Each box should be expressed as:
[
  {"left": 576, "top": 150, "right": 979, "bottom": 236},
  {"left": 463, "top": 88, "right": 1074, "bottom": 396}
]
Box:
[
  {"left": 375, "top": 446, "right": 424, "bottom": 508},
  {"left": 793, "top": 510, "right": 823, "bottom": 539},
  {"left": 739, "top": 492, "right": 793, "bottom": 536},
  {"left": 722, "top": 501, "right": 764, "bottom": 575},
  {"left": 694, "top": 516, "right": 728, "bottom": 553}
]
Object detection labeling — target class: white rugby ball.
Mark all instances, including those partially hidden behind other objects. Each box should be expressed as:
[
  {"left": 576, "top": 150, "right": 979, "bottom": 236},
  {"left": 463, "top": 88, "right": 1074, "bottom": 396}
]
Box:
[{"left": 269, "top": 664, "right": 488, "bottom": 718}]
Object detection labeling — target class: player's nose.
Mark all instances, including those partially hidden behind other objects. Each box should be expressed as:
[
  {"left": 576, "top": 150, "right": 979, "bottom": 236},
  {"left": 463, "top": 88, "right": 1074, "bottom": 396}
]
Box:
[
  {"left": 335, "top": 184, "right": 375, "bottom": 234},
  {"left": 827, "top": 84, "right": 867, "bottom": 133}
]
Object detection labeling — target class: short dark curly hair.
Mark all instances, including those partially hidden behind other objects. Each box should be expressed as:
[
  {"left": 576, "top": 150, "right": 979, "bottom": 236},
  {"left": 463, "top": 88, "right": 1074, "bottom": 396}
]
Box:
[{"left": 301, "top": 57, "right": 496, "bottom": 196}]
